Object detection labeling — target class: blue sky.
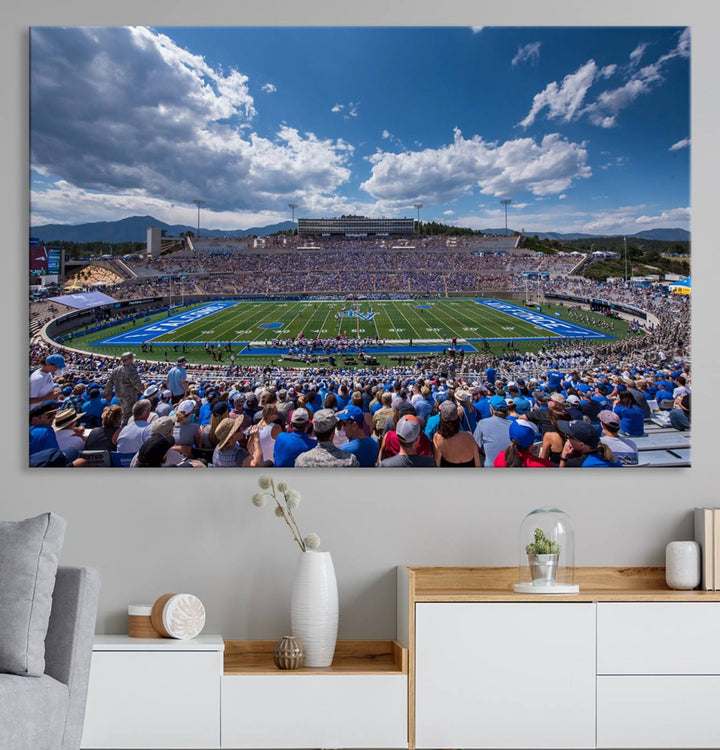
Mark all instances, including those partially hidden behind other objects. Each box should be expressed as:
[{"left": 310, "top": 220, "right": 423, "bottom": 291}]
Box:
[{"left": 30, "top": 26, "right": 689, "bottom": 234}]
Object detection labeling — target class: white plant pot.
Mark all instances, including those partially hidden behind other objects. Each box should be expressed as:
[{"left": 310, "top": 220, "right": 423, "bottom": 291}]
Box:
[{"left": 291, "top": 550, "right": 338, "bottom": 667}]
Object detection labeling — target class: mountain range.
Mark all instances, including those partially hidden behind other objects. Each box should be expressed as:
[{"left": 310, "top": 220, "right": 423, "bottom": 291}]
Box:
[
  {"left": 30, "top": 216, "right": 295, "bottom": 243},
  {"left": 29, "top": 215, "right": 691, "bottom": 244}
]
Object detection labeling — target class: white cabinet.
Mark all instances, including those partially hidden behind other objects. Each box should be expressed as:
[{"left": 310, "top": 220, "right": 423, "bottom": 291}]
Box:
[
  {"left": 597, "top": 602, "right": 720, "bottom": 674},
  {"left": 596, "top": 603, "right": 720, "bottom": 749},
  {"left": 81, "top": 635, "right": 223, "bottom": 749},
  {"left": 597, "top": 676, "right": 720, "bottom": 748},
  {"left": 221, "top": 640, "right": 408, "bottom": 749},
  {"left": 222, "top": 673, "right": 407, "bottom": 749},
  {"left": 414, "top": 602, "right": 596, "bottom": 749}
]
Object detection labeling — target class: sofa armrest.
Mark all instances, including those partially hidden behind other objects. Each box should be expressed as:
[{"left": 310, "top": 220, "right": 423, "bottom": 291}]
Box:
[{"left": 45, "top": 566, "right": 102, "bottom": 750}]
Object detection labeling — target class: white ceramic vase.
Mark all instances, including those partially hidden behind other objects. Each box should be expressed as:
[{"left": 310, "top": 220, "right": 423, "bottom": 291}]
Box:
[
  {"left": 290, "top": 550, "right": 338, "bottom": 667},
  {"left": 665, "top": 540, "right": 701, "bottom": 590}
]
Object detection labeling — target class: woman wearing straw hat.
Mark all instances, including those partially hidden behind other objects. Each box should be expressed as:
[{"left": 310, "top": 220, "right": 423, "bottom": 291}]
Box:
[
  {"left": 211, "top": 418, "right": 263, "bottom": 467},
  {"left": 53, "top": 407, "right": 86, "bottom": 456}
]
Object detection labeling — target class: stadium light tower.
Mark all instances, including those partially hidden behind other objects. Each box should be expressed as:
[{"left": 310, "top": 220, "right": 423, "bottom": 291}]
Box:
[
  {"left": 288, "top": 203, "right": 298, "bottom": 223},
  {"left": 193, "top": 199, "right": 206, "bottom": 240},
  {"left": 624, "top": 236, "right": 628, "bottom": 283},
  {"left": 500, "top": 199, "right": 512, "bottom": 236},
  {"left": 413, "top": 204, "right": 423, "bottom": 236}
]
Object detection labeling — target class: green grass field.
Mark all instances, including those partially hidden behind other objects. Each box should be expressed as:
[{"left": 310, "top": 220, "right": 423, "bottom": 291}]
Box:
[
  {"left": 63, "top": 297, "right": 632, "bottom": 367},
  {"left": 154, "top": 299, "right": 569, "bottom": 344}
]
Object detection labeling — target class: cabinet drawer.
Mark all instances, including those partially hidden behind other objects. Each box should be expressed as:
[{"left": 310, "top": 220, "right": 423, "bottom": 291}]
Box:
[
  {"left": 597, "top": 603, "right": 720, "bottom": 674},
  {"left": 221, "top": 674, "right": 407, "bottom": 748},
  {"left": 81, "top": 650, "right": 222, "bottom": 748},
  {"left": 415, "top": 602, "right": 596, "bottom": 749},
  {"left": 597, "top": 675, "right": 720, "bottom": 748}
]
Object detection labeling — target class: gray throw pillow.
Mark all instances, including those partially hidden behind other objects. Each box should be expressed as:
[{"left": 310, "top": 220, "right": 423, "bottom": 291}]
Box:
[{"left": 0, "top": 513, "right": 66, "bottom": 676}]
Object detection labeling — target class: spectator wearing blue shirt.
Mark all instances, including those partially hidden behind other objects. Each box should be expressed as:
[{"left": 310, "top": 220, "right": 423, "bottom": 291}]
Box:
[
  {"left": 81, "top": 386, "right": 107, "bottom": 428},
  {"left": 30, "top": 401, "right": 60, "bottom": 456},
  {"left": 336, "top": 406, "right": 380, "bottom": 467},
  {"left": 557, "top": 420, "right": 621, "bottom": 468},
  {"left": 167, "top": 357, "right": 188, "bottom": 403},
  {"left": 591, "top": 384, "right": 612, "bottom": 411},
  {"left": 455, "top": 390, "right": 476, "bottom": 432},
  {"left": 472, "top": 387, "right": 492, "bottom": 421},
  {"left": 198, "top": 391, "right": 217, "bottom": 427},
  {"left": 273, "top": 408, "right": 317, "bottom": 467},
  {"left": 613, "top": 391, "right": 646, "bottom": 437}
]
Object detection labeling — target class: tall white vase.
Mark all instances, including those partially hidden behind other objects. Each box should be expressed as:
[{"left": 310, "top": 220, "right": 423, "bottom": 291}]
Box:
[{"left": 290, "top": 550, "right": 338, "bottom": 667}]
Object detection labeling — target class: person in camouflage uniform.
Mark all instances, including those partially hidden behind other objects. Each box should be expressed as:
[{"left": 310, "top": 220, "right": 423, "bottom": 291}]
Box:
[
  {"left": 294, "top": 409, "right": 359, "bottom": 467},
  {"left": 103, "top": 351, "right": 144, "bottom": 426}
]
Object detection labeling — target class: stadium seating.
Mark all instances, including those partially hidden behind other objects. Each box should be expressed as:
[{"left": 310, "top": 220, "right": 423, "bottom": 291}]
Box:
[
  {"left": 109, "top": 452, "right": 135, "bottom": 468},
  {"left": 80, "top": 450, "right": 111, "bottom": 467}
]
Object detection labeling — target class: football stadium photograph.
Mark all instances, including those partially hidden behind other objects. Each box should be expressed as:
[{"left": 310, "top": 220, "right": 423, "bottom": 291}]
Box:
[{"left": 28, "top": 25, "right": 691, "bottom": 469}]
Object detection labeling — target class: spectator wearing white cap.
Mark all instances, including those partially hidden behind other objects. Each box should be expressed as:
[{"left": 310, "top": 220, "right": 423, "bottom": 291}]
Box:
[
  {"left": 30, "top": 353, "right": 65, "bottom": 405},
  {"left": 273, "top": 408, "right": 317, "bottom": 467},
  {"left": 380, "top": 416, "right": 435, "bottom": 467},
  {"left": 171, "top": 399, "right": 202, "bottom": 457},
  {"left": 155, "top": 390, "right": 174, "bottom": 417},
  {"left": 598, "top": 410, "right": 639, "bottom": 465}
]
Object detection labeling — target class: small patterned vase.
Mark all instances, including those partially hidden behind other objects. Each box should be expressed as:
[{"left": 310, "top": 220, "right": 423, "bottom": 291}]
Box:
[{"left": 272, "top": 635, "right": 305, "bottom": 670}]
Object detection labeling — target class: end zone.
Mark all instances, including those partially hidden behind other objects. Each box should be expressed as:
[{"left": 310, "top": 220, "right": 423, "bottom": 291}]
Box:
[{"left": 473, "top": 299, "right": 613, "bottom": 340}]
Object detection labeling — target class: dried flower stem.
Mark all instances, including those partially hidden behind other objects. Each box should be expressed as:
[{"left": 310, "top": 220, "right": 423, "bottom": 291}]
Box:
[{"left": 269, "top": 479, "right": 306, "bottom": 551}]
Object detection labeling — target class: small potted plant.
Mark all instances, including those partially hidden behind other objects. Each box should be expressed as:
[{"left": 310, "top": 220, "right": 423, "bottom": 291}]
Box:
[{"left": 525, "top": 528, "right": 561, "bottom": 585}]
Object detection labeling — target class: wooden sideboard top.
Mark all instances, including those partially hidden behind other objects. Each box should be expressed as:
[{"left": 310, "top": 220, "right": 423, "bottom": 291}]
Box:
[
  {"left": 402, "top": 566, "right": 720, "bottom": 602},
  {"left": 224, "top": 639, "right": 407, "bottom": 676}
]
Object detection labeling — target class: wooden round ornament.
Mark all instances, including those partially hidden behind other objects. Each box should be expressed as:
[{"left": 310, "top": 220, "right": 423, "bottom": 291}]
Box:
[
  {"left": 150, "top": 592, "right": 206, "bottom": 639},
  {"left": 128, "top": 604, "right": 161, "bottom": 638}
]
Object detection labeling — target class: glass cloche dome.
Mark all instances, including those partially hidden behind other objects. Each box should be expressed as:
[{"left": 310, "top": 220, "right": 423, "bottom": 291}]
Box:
[{"left": 514, "top": 506, "right": 579, "bottom": 594}]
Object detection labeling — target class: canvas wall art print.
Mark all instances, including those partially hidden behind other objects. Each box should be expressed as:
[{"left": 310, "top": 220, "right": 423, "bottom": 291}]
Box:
[{"left": 29, "top": 26, "right": 691, "bottom": 468}]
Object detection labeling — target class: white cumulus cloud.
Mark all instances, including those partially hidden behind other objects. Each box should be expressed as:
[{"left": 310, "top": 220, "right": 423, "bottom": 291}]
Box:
[
  {"left": 360, "top": 128, "right": 591, "bottom": 205},
  {"left": 669, "top": 138, "right": 690, "bottom": 151},
  {"left": 519, "top": 60, "right": 597, "bottom": 128},
  {"left": 629, "top": 42, "right": 648, "bottom": 66},
  {"left": 635, "top": 207, "right": 690, "bottom": 225},
  {"left": 520, "top": 29, "right": 689, "bottom": 130},
  {"left": 30, "top": 27, "right": 354, "bottom": 218},
  {"left": 512, "top": 42, "right": 541, "bottom": 67},
  {"left": 261, "top": 83, "right": 277, "bottom": 93}
]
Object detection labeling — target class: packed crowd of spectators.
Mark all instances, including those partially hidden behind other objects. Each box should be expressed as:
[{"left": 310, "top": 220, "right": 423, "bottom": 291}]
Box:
[
  {"left": 100, "top": 249, "right": 578, "bottom": 300},
  {"left": 29, "top": 337, "right": 691, "bottom": 468}
]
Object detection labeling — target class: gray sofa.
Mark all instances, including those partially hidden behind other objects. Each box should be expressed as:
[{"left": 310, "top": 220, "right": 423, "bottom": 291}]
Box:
[{"left": 0, "top": 566, "right": 102, "bottom": 750}]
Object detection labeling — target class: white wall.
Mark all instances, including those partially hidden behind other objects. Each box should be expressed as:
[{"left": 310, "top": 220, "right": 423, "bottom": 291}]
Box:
[{"left": 7, "top": 1, "right": 718, "bottom": 640}]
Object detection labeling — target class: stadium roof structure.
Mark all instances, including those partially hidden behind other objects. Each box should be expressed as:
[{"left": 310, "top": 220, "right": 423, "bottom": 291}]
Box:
[
  {"left": 49, "top": 291, "right": 118, "bottom": 309},
  {"left": 298, "top": 216, "right": 414, "bottom": 237}
]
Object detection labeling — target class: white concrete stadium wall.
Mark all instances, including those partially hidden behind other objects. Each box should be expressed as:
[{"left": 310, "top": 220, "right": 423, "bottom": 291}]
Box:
[{"left": 8, "top": 1, "right": 718, "bottom": 641}]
